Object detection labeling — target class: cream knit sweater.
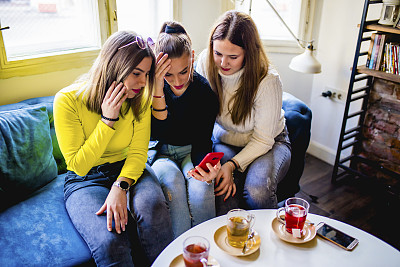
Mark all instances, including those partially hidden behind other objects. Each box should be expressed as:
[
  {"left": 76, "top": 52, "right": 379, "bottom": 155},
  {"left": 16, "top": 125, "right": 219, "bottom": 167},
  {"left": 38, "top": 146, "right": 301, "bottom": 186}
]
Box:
[{"left": 196, "top": 50, "right": 285, "bottom": 171}]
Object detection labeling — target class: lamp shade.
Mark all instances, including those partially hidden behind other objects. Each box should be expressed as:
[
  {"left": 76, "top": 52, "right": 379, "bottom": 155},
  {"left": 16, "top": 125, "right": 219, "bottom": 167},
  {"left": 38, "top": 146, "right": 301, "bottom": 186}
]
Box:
[{"left": 289, "top": 47, "right": 322, "bottom": 74}]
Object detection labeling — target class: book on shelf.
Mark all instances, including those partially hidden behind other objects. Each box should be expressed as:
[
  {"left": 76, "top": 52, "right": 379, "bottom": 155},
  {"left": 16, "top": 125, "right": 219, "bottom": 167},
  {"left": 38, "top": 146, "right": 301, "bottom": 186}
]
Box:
[
  {"left": 366, "top": 33, "right": 400, "bottom": 73},
  {"left": 366, "top": 33, "right": 378, "bottom": 69},
  {"left": 375, "top": 34, "right": 386, "bottom": 70},
  {"left": 382, "top": 41, "right": 400, "bottom": 74}
]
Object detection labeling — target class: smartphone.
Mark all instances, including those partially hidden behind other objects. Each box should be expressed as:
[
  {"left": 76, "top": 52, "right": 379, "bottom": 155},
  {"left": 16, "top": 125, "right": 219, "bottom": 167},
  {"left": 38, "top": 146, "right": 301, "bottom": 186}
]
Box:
[
  {"left": 194, "top": 152, "right": 224, "bottom": 173},
  {"left": 316, "top": 222, "right": 359, "bottom": 251}
]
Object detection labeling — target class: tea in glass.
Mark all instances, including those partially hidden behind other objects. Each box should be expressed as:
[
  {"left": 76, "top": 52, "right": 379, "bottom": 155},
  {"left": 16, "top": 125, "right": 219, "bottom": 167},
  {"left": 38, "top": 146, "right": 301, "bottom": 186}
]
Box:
[
  {"left": 182, "top": 236, "right": 209, "bottom": 267},
  {"left": 226, "top": 209, "right": 255, "bottom": 248},
  {"left": 276, "top": 197, "right": 309, "bottom": 234}
]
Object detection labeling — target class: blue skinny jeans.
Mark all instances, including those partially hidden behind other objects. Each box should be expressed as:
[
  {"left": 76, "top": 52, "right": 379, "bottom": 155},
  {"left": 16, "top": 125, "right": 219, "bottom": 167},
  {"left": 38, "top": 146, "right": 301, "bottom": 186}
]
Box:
[
  {"left": 213, "top": 128, "right": 291, "bottom": 216},
  {"left": 151, "top": 144, "right": 215, "bottom": 238},
  {"left": 64, "top": 160, "right": 173, "bottom": 267}
]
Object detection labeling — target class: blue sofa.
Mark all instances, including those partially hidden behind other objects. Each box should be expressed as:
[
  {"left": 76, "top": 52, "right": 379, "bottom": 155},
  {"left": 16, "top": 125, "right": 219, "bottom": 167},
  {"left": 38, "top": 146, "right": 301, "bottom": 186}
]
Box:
[{"left": 0, "top": 92, "right": 311, "bottom": 266}]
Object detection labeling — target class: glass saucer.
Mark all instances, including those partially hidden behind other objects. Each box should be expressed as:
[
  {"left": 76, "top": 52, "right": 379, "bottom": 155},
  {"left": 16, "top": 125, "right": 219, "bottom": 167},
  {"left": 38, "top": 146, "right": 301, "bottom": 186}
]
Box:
[
  {"left": 213, "top": 226, "right": 261, "bottom": 256},
  {"left": 169, "top": 254, "right": 219, "bottom": 267},
  {"left": 271, "top": 217, "right": 316, "bottom": 243}
]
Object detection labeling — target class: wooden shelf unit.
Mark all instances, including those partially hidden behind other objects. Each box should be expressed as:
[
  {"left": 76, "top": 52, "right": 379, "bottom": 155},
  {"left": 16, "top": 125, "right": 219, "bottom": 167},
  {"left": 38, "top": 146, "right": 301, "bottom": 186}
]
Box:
[
  {"left": 365, "top": 24, "right": 400, "bottom": 35},
  {"left": 333, "top": 0, "right": 400, "bottom": 191},
  {"left": 356, "top": 66, "right": 400, "bottom": 83}
]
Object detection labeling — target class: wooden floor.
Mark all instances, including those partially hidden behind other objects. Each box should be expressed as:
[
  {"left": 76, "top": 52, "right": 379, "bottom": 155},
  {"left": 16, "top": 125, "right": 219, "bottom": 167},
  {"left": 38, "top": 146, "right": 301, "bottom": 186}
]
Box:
[{"left": 295, "top": 154, "right": 400, "bottom": 250}]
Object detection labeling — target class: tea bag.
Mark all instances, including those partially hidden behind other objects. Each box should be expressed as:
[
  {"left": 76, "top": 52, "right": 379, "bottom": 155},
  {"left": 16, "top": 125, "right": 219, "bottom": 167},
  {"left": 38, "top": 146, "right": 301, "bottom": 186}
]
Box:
[{"left": 292, "top": 228, "right": 302, "bottom": 238}]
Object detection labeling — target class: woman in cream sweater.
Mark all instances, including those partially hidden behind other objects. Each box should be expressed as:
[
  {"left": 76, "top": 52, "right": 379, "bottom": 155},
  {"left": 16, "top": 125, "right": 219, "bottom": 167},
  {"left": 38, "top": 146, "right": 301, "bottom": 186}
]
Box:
[{"left": 196, "top": 11, "right": 291, "bottom": 215}]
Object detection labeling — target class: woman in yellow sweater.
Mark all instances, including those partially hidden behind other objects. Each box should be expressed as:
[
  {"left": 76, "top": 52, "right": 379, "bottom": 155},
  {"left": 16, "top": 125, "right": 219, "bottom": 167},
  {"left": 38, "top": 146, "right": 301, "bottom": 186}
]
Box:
[{"left": 54, "top": 31, "right": 173, "bottom": 266}]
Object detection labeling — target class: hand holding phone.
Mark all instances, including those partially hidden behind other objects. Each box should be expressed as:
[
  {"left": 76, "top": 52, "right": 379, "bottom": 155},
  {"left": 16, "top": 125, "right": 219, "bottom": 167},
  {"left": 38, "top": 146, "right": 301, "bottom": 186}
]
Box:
[
  {"left": 194, "top": 152, "right": 224, "bottom": 174},
  {"left": 316, "top": 222, "right": 359, "bottom": 251}
]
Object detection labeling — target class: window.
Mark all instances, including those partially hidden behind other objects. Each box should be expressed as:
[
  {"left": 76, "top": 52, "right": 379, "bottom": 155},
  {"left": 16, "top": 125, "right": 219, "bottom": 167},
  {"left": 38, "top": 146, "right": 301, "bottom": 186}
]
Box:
[
  {"left": 0, "top": 0, "right": 112, "bottom": 79},
  {"left": 234, "top": 0, "right": 315, "bottom": 53},
  {"left": 0, "top": 0, "right": 178, "bottom": 79},
  {"left": 116, "top": 0, "right": 174, "bottom": 40}
]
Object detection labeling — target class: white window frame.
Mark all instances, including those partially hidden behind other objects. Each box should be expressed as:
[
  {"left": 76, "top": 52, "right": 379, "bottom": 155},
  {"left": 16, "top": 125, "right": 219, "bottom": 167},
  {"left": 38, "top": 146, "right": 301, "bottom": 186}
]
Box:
[
  {"left": 231, "top": 0, "right": 316, "bottom": 54},
  {"left": 0, "top": 0, "right": 116, "bottom": 79}
]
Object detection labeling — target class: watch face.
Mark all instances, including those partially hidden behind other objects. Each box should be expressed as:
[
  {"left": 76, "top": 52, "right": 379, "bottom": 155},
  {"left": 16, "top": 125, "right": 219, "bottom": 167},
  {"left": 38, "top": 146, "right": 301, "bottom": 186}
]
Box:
[{"left": 119, "top": 181, "right": 130, "bottom": 190}]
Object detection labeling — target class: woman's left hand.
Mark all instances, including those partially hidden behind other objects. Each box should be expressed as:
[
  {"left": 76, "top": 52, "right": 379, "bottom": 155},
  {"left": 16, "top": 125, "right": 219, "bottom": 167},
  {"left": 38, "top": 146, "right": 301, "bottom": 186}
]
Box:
[
  {"left": 95, "top": 187, "right": 128, "bottom": 234},
  {"left": 189, "top": 161, "right": 221, "bottom": 183},
  {"left": 214, "top": 162, "right": 236, "bottom": 201}
]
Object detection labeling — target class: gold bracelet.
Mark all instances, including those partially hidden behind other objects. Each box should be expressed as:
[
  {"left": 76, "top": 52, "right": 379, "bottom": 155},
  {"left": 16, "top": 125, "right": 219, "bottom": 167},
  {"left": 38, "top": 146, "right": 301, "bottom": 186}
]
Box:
[{"left": 227, "top": 159, "right": 238, "bottom": 170}]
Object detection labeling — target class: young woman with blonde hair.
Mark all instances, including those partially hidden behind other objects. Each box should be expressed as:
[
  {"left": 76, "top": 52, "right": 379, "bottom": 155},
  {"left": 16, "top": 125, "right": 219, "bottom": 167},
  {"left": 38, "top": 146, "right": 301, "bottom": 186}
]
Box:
[
  {"left": 151, "top": 21, "right": 219, "bottom": 238},
  {"left": 196, "top": 11, "right": 291, "bottom": 215},
  {"left": 54, "top": 31, "right": 173, "bottom": 266}
]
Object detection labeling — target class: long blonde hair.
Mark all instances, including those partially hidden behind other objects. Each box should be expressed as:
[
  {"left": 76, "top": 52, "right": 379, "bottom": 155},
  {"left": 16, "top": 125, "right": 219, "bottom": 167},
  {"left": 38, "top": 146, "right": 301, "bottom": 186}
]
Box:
[
  {"left": 207, "top": 11, "right": 269, "bottom": 125},
  {"left": 79, "top": 31, "right": 155, "bottom": 121}
]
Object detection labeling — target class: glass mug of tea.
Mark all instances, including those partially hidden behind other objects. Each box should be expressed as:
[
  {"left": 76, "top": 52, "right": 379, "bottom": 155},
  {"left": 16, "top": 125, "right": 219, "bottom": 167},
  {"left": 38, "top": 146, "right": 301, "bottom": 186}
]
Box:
[
  {"left": 182, "top": 236, "right": 210, "bottom": 267},
  {"left": 226, "top": 209, "right": 255, "bottom": 248},
  {"left": 276, "top": 197, "right": 310, "bottom": 235}
]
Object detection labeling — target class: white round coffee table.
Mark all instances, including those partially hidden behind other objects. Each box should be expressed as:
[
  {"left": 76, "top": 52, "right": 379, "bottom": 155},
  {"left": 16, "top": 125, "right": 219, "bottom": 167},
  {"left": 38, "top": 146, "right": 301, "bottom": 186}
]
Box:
[{"left": 152, "top": 209, "right": 400, "bottom": 267}]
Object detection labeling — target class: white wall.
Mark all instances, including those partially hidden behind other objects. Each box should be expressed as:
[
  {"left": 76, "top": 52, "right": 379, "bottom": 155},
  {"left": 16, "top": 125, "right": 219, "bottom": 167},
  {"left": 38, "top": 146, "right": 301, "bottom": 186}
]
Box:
[
  {"left": 180, "top": 0, "right": 225, "bottom": 55},
  {"left": 306, "top": 0, "right": 376, "bottom": 165}
]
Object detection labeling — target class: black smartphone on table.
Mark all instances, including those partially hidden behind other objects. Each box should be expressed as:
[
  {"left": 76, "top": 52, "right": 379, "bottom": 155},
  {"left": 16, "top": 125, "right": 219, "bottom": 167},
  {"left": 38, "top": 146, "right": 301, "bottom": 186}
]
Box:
[{"left": 316, "top": 222, "right": 359, "bottom": 251}]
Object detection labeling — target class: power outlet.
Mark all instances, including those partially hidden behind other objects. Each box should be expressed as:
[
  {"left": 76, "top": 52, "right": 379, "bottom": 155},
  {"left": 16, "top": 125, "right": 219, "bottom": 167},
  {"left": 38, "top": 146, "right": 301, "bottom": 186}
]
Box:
[{"left": 323, "top": 87, "right": 347, "bottom": 103}]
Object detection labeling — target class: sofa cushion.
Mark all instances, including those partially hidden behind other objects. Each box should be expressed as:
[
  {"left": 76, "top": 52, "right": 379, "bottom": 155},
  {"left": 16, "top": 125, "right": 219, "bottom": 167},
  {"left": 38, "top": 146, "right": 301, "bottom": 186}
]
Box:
[
  {"left": 0, "top": 105, "right": 58, "bottom": 210},
  {"left": 0, "top": 174, "right": 93, "bottom": 266},
  {"left": 20, "top": 96, "right": 67, "bottom": 174}
]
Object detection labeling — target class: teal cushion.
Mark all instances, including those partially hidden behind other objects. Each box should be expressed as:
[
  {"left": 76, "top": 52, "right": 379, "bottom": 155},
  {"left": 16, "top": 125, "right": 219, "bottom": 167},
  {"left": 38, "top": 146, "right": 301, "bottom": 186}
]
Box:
[{"left": 0, "top": 105, "right": 58, "bottom": 210}]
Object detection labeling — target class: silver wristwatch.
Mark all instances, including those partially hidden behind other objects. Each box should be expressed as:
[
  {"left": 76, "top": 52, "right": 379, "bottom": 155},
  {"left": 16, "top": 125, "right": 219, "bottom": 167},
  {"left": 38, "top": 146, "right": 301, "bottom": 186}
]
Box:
[{"left": 113, "top": 180, "right": 130, "bottom": 191}]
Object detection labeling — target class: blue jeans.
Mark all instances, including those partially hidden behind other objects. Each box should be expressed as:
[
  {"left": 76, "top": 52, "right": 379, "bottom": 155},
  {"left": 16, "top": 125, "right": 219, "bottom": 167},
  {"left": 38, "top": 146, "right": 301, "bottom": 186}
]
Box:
[
  {"left": 64, "top": 160, "right": 173, "bottom": 267},
  {"left": 213, "top": 128, "right": 291, "bottom": 216},
  {"left": 151, "top": 144, "right": 215, "bottom": 238}
]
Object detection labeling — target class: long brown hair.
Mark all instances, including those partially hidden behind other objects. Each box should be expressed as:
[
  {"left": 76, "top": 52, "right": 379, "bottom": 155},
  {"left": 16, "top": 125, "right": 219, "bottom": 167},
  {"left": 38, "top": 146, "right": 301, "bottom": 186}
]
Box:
[
  {"left": 155, "top": 21, "right": 194, "bottom": 81},
  {"left": 79, "top": 31, "right": 155, "bottom": 121},
  {"left": 207, "top": 11, "right": 269, "bottom": 125}
]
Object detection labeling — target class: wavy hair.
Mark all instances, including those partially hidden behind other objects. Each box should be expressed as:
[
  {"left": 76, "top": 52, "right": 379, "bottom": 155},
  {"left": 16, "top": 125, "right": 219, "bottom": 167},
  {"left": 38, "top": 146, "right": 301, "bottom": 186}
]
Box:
[{"left": 207, "top": 11, "right": 269, "bottom": 125}]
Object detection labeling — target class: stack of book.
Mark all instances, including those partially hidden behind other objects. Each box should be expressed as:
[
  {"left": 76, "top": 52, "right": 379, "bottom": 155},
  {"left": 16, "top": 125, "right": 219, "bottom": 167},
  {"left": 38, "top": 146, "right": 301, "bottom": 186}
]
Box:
[{"left": 366, "top": 33, "right": 400, "bottom": 74}]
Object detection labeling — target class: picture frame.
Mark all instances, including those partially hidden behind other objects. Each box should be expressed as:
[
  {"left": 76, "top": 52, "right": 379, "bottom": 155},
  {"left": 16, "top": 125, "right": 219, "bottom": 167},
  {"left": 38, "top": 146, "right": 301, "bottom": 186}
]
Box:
[{"left": 394, "top": 14, "right": 400, "bottom": 29}]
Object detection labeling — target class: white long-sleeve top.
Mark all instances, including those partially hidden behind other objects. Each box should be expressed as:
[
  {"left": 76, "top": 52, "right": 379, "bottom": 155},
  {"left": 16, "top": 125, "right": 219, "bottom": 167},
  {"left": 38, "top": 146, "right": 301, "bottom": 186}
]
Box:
[{"left": 196, "top": 50, "right": 285, "bottom": 171}]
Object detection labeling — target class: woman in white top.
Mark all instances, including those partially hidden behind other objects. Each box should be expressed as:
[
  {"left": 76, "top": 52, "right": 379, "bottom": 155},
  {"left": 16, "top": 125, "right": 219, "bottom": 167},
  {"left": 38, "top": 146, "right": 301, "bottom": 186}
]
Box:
[{"left": 196, "top": 10, "right": 291, "bottom": 215}]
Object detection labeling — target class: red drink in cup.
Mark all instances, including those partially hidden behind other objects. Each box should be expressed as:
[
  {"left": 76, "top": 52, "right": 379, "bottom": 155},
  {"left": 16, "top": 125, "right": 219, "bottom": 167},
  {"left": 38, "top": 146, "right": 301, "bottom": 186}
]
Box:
[
  {"left": 276, "top": 197, "right": 310, "bottom": 235},
  {"left": 182, "top": 236, "right": 209, "bottom": 267},
  {"left": 285, "top": 204, "right": 307, "bottom": 234}
]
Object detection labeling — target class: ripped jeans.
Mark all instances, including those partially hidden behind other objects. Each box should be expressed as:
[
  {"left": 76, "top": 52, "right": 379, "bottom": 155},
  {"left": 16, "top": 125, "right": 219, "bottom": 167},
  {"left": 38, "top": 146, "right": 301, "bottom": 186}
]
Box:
[{"left": 151, "top": 144, "right": 215, "bottom": 238}]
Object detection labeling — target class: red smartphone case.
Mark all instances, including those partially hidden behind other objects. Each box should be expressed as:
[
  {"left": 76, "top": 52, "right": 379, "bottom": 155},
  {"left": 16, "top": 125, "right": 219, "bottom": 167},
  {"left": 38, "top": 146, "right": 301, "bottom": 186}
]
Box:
[{"left": 195, "top": 152, "right": 224, "bottom": 173}]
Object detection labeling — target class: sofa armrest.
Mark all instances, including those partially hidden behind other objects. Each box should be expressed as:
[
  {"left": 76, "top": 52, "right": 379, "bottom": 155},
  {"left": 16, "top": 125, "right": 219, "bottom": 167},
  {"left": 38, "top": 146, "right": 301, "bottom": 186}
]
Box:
[{"left": 277, "top": 92, "right": 312, "bottom": 202}]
